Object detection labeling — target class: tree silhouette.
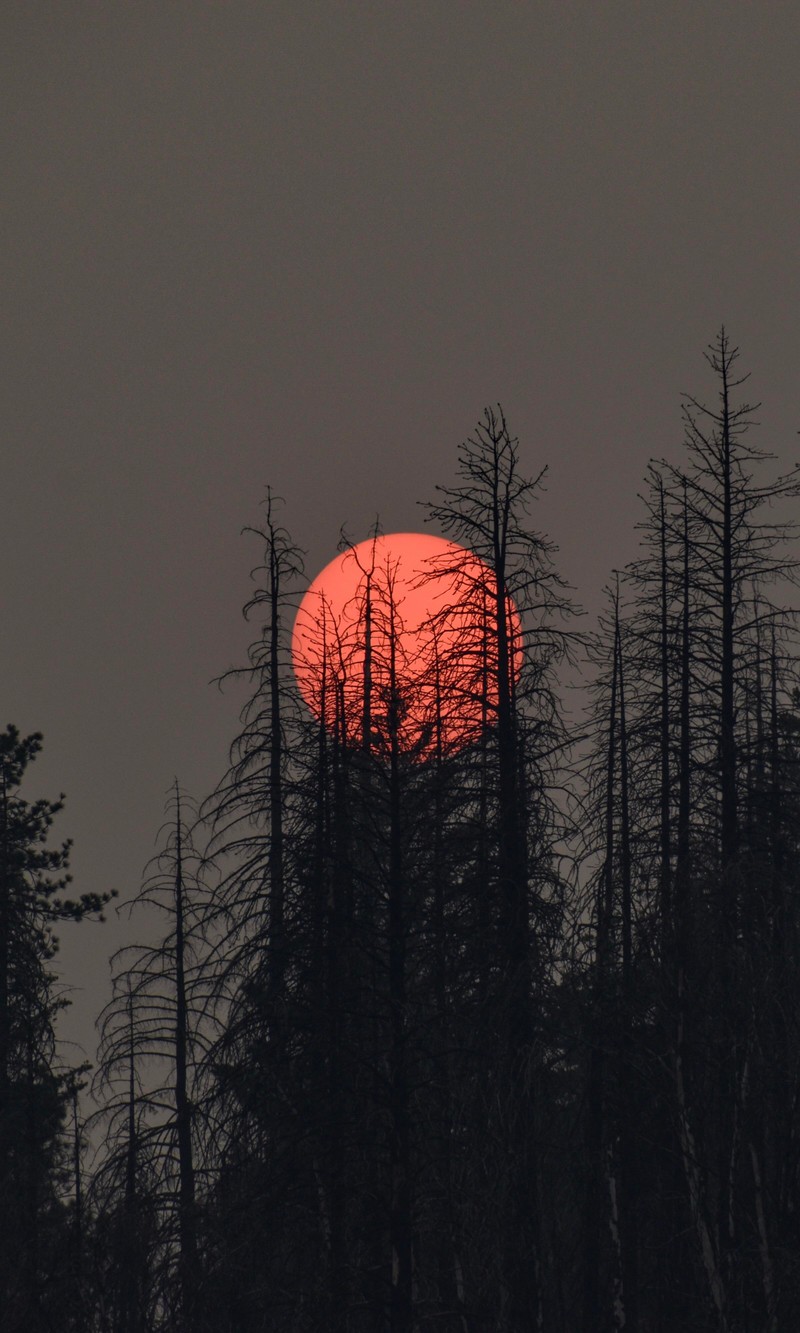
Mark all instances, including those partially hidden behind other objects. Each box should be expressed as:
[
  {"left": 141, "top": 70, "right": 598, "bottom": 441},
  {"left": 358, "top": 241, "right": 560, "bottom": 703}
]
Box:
[
  {"left": 48, "top": 332, "right": 800, "bottom": 1330},
  {"left": 0, "top": 725, "right": 112, "bottom": 1331},
  {"left": 91, "top": 784, "right": 210, "bottom": 1331}
]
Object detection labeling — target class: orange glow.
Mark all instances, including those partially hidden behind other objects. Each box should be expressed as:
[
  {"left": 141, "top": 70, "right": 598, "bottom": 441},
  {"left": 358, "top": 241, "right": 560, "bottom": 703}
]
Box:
[{"left": 291, "top": 532, "right": 522, "bottom": 758}]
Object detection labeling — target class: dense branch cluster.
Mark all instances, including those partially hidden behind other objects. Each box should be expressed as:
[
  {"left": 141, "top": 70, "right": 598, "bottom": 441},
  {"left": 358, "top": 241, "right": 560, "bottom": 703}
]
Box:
[{"left": 3, "top": 332, "right": 800, "bottom": 1330}]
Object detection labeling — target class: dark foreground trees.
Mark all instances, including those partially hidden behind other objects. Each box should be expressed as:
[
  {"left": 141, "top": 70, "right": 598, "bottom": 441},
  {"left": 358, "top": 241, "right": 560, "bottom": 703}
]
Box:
[
  {"left": 576, "top": 331, "right": 800, "bottom": 1331},
  {"left": 422, "top": 408, "right": 575, "bottom": 1328},
  {"left": 0, "top": 725, "right": 111, "bottom": 1332},
  {"left": 161, "top": 431, "right": 576, "bottom": 1331},
  {"left": 27, "top": 329, "right": 800, "bottom": 1330},
  {"left": 89, "top": 783, "right": 212, "bottom": 1333}
]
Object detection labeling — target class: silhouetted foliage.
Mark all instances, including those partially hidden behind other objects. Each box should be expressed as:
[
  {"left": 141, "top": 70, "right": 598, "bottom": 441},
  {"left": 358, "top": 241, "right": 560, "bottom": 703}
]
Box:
[
  {"left": 22, "top": 331, "right": 800, "bottom": 1331},
  {"left": 0, "top": 726, "right": 112, "bottom": 1331}
]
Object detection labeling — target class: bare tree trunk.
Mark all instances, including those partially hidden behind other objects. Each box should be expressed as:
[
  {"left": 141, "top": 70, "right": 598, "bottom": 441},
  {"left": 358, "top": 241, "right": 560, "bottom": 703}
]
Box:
[
  {"left": 675, "top": 981, "right": 728, "bottom": 1331},
  {"left": 749, "top": 1135, "right": 777, "bottom": 1332},
  {"left": 615, "top": 605, "right": 639, "bottom": 1331},
  {"left": 421, "top": 408, "right": 569, "bottom": 1328},
  {"left": 387, "top": 595, "right": 414, "bottom": 1333},
  {"left": 430, "top": 636, "right": 468, "bottom": 1331},
  {"left": 606, "top": 1142, "right": 626, "bottom": 1331},
  {"left": 266, "top": 497, "right": 286, "bottom": 1021},
  {"left": 717, "top": 336, "right": 739, "bottom": 1279},
  {"left": 658, "top": 478, "right": 672, "bottom": 933},
  {"left": 173, "top": 787, "right": 197, "bottom": 1327},
  {"left": 0, "top": 767, "right": 10, "bottom": 1316},
  {"left": 326, "top": 689, "right": 348, "bottom": 1333},
  {"left": 487, "top": 433, "right": 542, "bottom": 1332},
  {"left": 583, "top": 605, "right": 618, "bottom": 1333},
  {"left": 673, "top": 486, "right": 728, "bottom": 1329},
  {"left": 123, "top": 987, "right": 140, "bottom": 1333}
]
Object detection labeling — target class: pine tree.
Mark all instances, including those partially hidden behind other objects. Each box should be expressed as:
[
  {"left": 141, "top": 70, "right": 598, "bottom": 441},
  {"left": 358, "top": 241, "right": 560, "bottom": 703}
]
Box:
[{"left": 0, "top": 725, "right": 111, "bottom": 1331}]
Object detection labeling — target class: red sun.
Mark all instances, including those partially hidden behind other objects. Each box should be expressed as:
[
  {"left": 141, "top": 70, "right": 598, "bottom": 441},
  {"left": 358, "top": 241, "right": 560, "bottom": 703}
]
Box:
[{"left": 291, "top": 532, "right": 522, "bottom": 758}]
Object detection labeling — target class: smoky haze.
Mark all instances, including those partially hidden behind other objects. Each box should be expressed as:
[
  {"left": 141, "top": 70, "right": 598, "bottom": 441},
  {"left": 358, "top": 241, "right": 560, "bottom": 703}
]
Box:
[{"left": 2, "top": 4, "right": 797, "bottom": 1071}]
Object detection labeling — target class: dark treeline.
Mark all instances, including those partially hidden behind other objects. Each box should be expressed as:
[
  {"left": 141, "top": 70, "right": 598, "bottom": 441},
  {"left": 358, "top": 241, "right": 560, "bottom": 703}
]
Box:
[{"left": 3, "top": 330, "right": 800, "bottom": 1331}]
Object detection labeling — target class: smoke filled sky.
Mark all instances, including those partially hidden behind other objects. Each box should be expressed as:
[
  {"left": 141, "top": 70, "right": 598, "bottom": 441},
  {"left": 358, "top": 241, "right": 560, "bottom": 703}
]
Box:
[{"left": 3, "top": 4, "right": 798, "bottom": 1064}]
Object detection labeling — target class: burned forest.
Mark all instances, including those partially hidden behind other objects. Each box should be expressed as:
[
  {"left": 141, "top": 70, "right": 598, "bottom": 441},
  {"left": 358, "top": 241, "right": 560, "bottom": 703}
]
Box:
[{"left": 4, "top": 332, "right": 800, "bottom": 1332}]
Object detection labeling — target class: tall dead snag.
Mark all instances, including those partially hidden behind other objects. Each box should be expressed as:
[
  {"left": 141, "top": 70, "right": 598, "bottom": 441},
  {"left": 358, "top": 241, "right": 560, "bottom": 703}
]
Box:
[
  {"left": 327, "top": 664, "right": 350, "bottom": 1333},
  {"left": 231, "top": 490, "right": 304, "bottom": 1035},
  {"left": 669, "top": 332, "right": 800, "bottom": 1303},
  {"left": 296, "top": 563, "right": 363, "bottom": 1328},
  {"left": 171, "top": 785, "right": 198, "bottom": 1322},
  {"left": 582, "top": 585, "right": 619, "bottom": 1333},
  {"left": 204, "top": 490, "right": 305, "bottom": 1074},
  {"left": 581, "top": 580, "right": 640, "bottom": 1332},
  {"left": 622, "top": 466, "right": 710, "bottom": 1324},
  {"left": 670, "top": 477, "right": 728, "bottom": 1323},
  {"left": 422, "top": 623, "right": 469, "bottom": 1329},
  {"left": 384, "top": 566, "right": 414, "bottom": 1333},
  {"left": 336, "top": 537, "right": 416, "bottom": 1330},
  {"left": 713, "top": 336, "right": 740, "bottom": 1271},
  {"left": 306, "top": 596, "right": 349, "bottom": 1332},
  {"left": 197, "top": 491, "right": 311, "bottom": 1320},
  {"left": 606, "top": 331, "right": 800, "bottom": 1328},
  {"left": 93, "top": 785, "right": 208, "bottom": 1331},
  {"left": 614, "top": 587, "right": 639, "bottom": 1331},
  {"left": 423, "top": 406, "right": 573, "bottom": 1328},
  {"left": 91, "top": 975, "right": 153, "bottom": 1333}
]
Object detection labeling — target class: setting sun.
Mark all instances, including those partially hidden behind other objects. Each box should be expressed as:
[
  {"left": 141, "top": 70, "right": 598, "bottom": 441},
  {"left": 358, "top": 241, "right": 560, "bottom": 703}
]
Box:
[{"left": 291, "top": 532, "right": 522, "bottom": 757}]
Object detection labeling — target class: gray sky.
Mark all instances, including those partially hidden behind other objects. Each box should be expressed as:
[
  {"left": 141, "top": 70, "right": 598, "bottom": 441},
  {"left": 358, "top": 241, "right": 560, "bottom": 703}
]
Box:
[{"left": 2, "top": 3, "right": 798, "bottom": 1070}]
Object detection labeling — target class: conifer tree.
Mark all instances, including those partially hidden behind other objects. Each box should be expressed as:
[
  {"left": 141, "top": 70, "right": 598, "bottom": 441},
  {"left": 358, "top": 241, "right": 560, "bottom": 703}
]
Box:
[{"left": 0, "top": 725, "right": 111, "bottom": 1331}]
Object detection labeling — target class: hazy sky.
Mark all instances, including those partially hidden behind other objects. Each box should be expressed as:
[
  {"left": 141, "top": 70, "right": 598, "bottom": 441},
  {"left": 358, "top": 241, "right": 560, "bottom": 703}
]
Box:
[{"left": 3, "top": 4, "right": 798, "bottom": 1070}]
